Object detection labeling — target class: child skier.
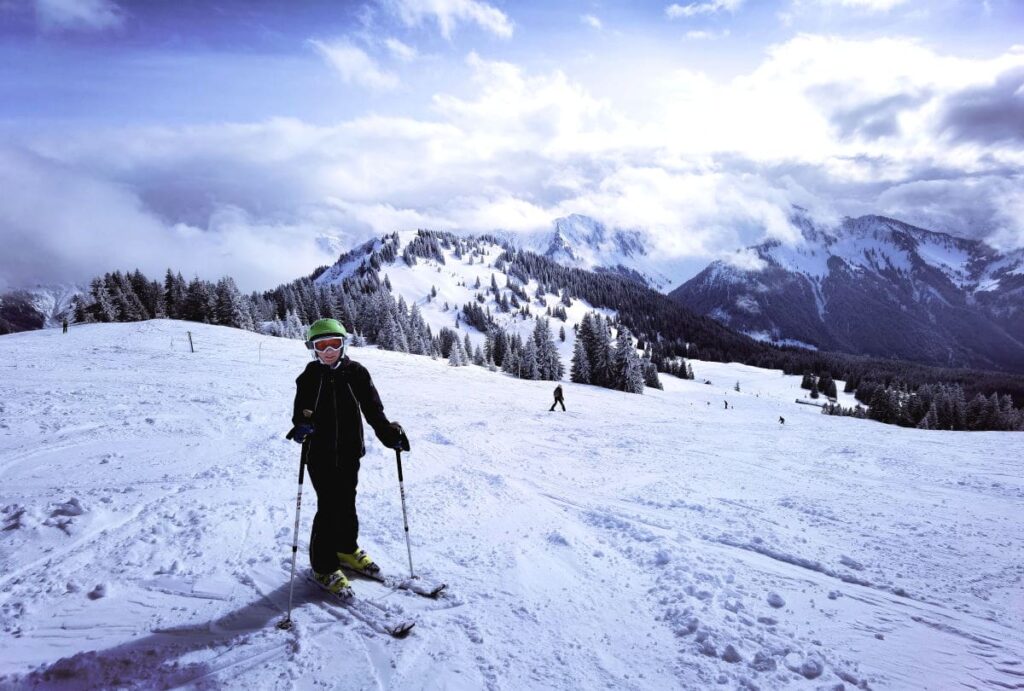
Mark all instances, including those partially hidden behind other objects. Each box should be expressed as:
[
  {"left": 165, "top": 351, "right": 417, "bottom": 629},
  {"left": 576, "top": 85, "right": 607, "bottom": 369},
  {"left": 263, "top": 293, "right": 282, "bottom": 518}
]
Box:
[{"left": 288, "top": 318, "right": 406, "bottom": 599}]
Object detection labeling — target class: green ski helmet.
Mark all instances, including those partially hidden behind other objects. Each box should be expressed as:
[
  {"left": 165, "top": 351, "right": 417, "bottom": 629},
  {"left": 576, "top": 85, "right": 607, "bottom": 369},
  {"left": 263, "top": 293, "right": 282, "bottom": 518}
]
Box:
[{"left": 305, "top": 318, "right": 349, "bottom": 351}]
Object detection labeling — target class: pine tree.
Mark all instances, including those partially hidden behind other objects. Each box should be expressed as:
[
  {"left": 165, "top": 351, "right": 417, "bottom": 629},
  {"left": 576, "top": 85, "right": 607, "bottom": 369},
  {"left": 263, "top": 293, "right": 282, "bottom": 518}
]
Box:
[
  {"left": 919, "top": 403, "right": 939, "bottom": 430},
  {"left": 71, "top": 294, "right": 93, "bottom": 323},
  {"left": 613, "top": 328, "right": 644, "bottom": 394},
  {"left": 378, "top": 314, "right": 398, "bottom": 351},
  {"left": 448, "top": 339, "right": 466, "bottom": 366},
  {"left": 532, "top": 318, "right": 563, "bottom": 380},
  {"left": 284, "top": 310, "right": 304, "bottom": 339},
  {"left": 577, "top": 313, "right": 606, "bottom": 386},
  {"left": 588, "top": 314, "right": 613, "bottom": 387},
  {"left": 183, "top": 277, "right": 214, "bottom": 323},
  {"left": 214, "top": 277, "right": 249, "bottom": 328},
  {"left": 571, "top": 337, "right": 591, "bottom": 384},
  {"left": 643, "top": 360, "right": 663, "bottom": 390},
  {"left": 491, "top": 329, "right": 509, "bottom": 368},
  {"left": 521, "top": 339, "right": 540, "bottom": 380},
  {"left": 89, "top": 277, "right": 117, "bottom": 322}
]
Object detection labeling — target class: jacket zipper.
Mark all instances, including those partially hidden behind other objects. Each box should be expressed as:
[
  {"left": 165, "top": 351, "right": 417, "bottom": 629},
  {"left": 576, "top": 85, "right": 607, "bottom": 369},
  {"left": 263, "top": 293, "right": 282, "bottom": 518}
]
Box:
[
  {"left": 346, "top": 383, "right": 363, "bottom": 456},
  {"left": 332, "top": 377, "right": 339, "bottom": 466}
]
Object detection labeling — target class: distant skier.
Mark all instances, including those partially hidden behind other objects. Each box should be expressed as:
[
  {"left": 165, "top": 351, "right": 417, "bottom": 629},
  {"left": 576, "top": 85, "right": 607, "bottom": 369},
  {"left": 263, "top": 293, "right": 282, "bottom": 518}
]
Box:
[
  {"left": 549, "top": 384, "right": 566, "bottom": 412},
  {"left": 724, "top": 400, "right": 728, "bottom": 410},
  {"left": 779, "top": 416, "right": 785, "bottom": 425},
  {"left": 62, "top": 318, "right": 68, "bottom": 334},
  {"left": 287, "top": 318, "right": 407, "bottom": 599}
]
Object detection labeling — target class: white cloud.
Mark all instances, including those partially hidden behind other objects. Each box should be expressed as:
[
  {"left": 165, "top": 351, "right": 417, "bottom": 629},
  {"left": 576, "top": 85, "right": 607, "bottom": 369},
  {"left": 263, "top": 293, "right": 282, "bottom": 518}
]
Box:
[
  {"left": 324, "top": 197, "right": 444, "bottom": 234},
  {"left": 666, "top": 0, "right": 744, "bottom": 19},
  {"left": 308, "top": 39, "right": 399, "bottom": 91},
  {"left": 389, "top": 0, "right": 514, "bottom": 39},
  {"left": 581, "top": 14, "right": 603, "bottom": 30},
  {"left": 6, "top": 36, "right": 1024, "bottom": 291},
  {"left": 805, "top": 0, "right": 910, "bottom": 11},
  {"left": 384, "top": 37, "right": 418, "bottom": 62},
  {"left": 431, "top": 53, "right": 628, "bottom": 158},
  {"left": 684, "top": 29, "right": 730, "bottom": 39},
  {"left": 0, "top": 147, "right": 340, "bottom": 292},
  {"left": 723, "top": 248, "right": 768, "bottom": 271},
  {"left": 35, "top": 0, "right": 122, "bottom": 31}
]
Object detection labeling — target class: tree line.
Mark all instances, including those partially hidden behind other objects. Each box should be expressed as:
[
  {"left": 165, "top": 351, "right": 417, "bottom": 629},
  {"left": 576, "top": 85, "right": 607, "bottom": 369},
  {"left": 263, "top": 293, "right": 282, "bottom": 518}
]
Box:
[
  {"left": 822, "top": 380, "right": 1023, "bottom": 431},
  {"left": 66, "top": 228, "right": 1024, "bottom": 424}
]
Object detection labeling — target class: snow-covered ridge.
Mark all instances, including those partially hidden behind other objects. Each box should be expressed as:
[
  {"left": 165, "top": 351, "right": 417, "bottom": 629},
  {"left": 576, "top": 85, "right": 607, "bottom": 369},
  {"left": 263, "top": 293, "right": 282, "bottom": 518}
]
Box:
[
  {"left": 1, "top": 284, "right": 82, "bottom": 327},
  {"left": 672, "top": 212, "right": 1024, "bottom": 371},
  {"left": 758, "top": 214, "right": 1015, "bottom": 293},
  {"left": 1, "top": 320, "right": 1021, "bottom": 688},
  {"left": 312, "top": 229, "right": 617, "bottom": 373},
  {"left": 503, "top": 214, "right": 683, "bottom": 292}
]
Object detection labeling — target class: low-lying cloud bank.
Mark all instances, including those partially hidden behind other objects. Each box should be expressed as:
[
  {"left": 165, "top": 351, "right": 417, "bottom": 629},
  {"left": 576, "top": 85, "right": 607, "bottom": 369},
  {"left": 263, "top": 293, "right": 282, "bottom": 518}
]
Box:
[{"left": 2, "top": 36, "right": 1022, "bottom": 291}]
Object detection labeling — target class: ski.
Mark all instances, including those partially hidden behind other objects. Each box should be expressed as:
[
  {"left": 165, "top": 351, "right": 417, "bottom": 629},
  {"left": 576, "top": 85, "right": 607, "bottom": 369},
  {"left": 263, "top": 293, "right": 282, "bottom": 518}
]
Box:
[
  {"left": 305, "top": 570, "right": 416, "bottom": 638},
  {"left": 342, "top": 566, "right": 448, "bottom": 599}
]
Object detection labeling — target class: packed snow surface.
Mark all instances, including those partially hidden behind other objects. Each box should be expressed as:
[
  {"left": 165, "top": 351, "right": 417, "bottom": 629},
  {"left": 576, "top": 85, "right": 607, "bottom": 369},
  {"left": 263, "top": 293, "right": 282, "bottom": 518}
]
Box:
[{"left": 1, "top": 321, "right": 1022, "bottom": 690}]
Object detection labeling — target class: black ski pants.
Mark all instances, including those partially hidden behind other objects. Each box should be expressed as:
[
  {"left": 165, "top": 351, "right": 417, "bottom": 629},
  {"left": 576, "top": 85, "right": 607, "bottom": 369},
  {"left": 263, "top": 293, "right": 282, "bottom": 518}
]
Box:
[
  {"left": 306, "top": 456, "right": 361, "bottom": 574},
  {"left": 549, "top": 397, "right": 566, "bottom": 411}
]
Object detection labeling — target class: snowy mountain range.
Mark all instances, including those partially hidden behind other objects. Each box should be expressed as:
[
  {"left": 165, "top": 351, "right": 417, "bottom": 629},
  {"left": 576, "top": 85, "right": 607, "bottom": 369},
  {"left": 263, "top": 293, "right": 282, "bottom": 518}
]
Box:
[
  {"left": 670, "top": 214, "right": 1024, "bottom": 373},
  {"left": 0, "top": 283, "right": 81, "bottom": 334},
  {"left": 7, "top": 210, "right": 1023, "bottom": 377},
  {"left": 509, "top": 214, "right": 686, "bottom": 292},
  {"left": 305, "top": 228, "right": 760, "bottom": 377}
]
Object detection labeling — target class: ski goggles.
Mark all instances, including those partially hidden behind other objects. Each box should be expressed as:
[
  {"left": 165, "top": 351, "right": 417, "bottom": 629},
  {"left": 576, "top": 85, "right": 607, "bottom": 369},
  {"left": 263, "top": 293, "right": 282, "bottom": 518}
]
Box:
[{"left": 310, "top": 336, "right": 347, "bottom": 353}]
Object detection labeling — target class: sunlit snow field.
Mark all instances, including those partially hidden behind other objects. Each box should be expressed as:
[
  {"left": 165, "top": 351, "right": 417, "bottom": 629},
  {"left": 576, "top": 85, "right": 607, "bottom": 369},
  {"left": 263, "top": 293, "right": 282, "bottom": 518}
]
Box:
[{"left": 1, "top": 320, "right": 1021, "bottom": 689}]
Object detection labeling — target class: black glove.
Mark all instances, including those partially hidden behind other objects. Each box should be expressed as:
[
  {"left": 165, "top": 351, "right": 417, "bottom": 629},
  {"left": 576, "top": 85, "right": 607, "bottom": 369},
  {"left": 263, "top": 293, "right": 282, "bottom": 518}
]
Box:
[
  {"left": 386, "top": 422, "right": 410, "bottom": 451},
  {"left": 287, "top": 424, "right": 315, "bottom": 443}
]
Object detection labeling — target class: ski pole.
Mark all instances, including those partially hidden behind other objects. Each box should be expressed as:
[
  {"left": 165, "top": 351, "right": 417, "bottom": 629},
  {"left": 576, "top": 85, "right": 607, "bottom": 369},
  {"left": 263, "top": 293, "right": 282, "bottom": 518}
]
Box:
[
  {"left": 393, "top": 430, "right": 415, "bottom": 579},
  {"left": 277, "top": 437, "right": 308, "bottom": 631}
]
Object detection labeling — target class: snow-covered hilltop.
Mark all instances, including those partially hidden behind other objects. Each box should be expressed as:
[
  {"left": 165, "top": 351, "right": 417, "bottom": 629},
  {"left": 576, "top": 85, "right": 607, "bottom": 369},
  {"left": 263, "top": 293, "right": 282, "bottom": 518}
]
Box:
[
  {"left": 305, "top": 231, "right": 622, "bottom": 382},
  {"left": 672, "top": 213, "right": 1024, "bottom": 372},
  {"left": 311, "top": 229, "right": 610, "bottom": 369},
  {"left": 1, "top": 320, "right": 1021, "bottom": 689}
]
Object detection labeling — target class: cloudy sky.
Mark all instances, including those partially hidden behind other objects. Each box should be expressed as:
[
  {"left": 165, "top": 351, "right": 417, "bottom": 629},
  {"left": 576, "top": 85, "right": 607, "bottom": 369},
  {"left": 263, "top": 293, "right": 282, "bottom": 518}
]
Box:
[{"left": 1, "top": 0, "right": 1023, "bottom": 291}]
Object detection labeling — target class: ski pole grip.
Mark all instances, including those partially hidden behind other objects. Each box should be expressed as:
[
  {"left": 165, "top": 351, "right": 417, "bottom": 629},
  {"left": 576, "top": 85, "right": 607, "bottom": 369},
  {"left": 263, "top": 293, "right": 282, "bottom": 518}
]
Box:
[{"left": 395, "top": 450, "right": 404, "bottom": 482}]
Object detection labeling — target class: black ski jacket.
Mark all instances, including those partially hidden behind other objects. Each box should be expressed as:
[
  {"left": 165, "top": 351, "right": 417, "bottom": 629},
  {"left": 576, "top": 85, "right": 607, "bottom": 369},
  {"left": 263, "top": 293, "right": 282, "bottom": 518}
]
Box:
[{"left": 292, "top": 357, "right": 397, "bottom": 464}]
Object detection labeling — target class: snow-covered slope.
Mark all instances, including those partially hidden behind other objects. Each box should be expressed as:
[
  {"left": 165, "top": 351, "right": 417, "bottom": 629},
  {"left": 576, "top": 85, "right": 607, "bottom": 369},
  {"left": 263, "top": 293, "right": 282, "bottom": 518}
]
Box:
[
  {"left": 1, "top": 320, "right": 1022, "bottom": 689},
  {"left": 672, "top": 214, "right": 1024, "bottom": 372}
]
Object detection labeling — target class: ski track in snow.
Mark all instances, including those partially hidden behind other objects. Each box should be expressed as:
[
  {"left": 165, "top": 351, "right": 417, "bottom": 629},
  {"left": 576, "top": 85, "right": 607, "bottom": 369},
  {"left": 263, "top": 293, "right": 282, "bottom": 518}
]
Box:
[{"left": 1, "top": 320, "right": 1022, "bottom": 690}]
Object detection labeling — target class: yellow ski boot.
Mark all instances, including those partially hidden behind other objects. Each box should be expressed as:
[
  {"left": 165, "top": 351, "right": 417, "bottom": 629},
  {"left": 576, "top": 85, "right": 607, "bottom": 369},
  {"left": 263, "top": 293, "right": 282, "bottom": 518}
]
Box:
[
  {"left": 312, "top": 569, "right": 353, "bottom": 600},
  {"left": 338, "top": 548, "right": 381, "bottom": 576}
]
